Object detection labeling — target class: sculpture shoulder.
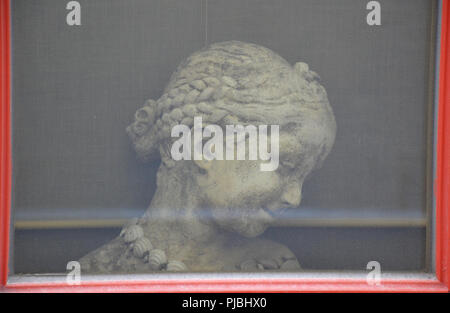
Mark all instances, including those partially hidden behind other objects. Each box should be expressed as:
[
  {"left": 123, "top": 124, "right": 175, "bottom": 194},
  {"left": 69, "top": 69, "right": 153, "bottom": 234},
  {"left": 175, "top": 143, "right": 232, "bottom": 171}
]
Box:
[{"left": 232, "top": 237, "right": 301, "bottom": 271}]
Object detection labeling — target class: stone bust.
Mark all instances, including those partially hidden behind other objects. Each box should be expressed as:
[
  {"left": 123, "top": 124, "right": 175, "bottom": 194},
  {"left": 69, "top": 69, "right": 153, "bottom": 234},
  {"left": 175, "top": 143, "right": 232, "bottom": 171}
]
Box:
[{"left": 79, "top": 41, "right": 336, "bottom": 273}]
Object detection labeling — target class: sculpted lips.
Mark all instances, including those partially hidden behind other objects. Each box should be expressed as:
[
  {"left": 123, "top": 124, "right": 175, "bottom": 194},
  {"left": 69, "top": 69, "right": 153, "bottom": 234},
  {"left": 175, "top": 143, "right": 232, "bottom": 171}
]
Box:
[
  {"left": 261, "top": 207, "right": 276, "bottom": 218},
  {"left": 257, "top": 208, "right": 275, "bottom": 220},
  {"left": 265, "top": 202, "right": 287, "bottom": 215}
]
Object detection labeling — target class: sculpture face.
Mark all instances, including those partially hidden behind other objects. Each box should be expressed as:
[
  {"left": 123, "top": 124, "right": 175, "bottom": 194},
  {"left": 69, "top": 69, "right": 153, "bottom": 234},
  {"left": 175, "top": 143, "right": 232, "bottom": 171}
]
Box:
[{"left": 198, "top": 130, "right": 310, "bottom": 237}]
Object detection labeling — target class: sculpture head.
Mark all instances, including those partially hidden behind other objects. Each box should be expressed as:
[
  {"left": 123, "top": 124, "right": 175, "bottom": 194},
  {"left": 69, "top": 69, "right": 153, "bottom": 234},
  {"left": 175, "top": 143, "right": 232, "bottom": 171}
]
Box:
[{"left": 126, "top": 41, "right": 336, "bottom": 238}]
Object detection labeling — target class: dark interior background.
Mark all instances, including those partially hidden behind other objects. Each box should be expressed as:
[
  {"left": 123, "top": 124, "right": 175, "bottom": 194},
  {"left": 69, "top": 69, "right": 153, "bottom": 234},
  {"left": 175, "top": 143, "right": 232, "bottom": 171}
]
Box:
[{"left": 11, "top": 0, "right": 434, "bottom": 273}]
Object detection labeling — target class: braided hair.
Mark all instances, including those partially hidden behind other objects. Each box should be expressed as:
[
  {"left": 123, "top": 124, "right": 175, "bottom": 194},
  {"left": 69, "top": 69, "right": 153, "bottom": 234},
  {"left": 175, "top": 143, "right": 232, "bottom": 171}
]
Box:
[{"left": 126, "top": 41, "right": 336, "bottom": 169}]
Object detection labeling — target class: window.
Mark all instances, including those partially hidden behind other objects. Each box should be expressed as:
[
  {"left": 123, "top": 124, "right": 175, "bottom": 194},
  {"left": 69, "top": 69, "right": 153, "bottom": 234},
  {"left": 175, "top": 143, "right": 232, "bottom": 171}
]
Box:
[{"left": 1, "top": 0, "right": 449, "bottom": 292}]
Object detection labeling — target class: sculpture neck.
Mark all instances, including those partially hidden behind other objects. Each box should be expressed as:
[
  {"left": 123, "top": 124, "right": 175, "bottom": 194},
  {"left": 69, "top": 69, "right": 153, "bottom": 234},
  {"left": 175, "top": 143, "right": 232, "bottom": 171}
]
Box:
[{"left": 143, "top": 164, "right": 218, "bottom": 243}]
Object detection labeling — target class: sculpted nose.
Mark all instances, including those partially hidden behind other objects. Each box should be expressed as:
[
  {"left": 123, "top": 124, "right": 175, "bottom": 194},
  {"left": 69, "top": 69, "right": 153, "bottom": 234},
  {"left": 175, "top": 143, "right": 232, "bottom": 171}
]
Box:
[{"left": 281, "top": 183, "right": 302, "bottom": 208}]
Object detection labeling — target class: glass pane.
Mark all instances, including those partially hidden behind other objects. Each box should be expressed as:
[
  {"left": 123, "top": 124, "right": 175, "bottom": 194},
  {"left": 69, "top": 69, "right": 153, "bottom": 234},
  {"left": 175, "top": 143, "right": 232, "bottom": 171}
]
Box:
[{"left": 11, "top": 0, "right": 436, "bottom": 275}]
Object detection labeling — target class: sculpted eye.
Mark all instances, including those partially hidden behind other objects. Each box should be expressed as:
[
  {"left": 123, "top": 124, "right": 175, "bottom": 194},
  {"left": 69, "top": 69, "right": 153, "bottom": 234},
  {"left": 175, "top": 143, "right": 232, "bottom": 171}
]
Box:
[{"left": 282, "top": 161, "right": 296, "bottom": 169}]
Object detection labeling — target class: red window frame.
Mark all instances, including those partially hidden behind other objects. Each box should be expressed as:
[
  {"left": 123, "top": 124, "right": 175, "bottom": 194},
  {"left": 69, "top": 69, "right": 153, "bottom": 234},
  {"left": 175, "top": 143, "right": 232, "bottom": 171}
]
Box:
[{"left": 0, "top": 0, "right": 449, "bottom": 293}]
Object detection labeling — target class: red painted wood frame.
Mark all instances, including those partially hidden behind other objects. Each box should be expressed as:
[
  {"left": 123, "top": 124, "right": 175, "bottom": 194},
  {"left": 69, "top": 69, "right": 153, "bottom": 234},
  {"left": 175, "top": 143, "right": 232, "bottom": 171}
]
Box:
[{"left": 0, "top": 0, "right": 449, "bottom": 293}]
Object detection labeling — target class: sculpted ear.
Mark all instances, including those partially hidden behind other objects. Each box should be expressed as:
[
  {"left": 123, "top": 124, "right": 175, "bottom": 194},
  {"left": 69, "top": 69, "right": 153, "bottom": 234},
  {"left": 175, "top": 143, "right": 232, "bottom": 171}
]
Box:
[{"left": 193, "top": 158, "right": 214, "bottom": 171}]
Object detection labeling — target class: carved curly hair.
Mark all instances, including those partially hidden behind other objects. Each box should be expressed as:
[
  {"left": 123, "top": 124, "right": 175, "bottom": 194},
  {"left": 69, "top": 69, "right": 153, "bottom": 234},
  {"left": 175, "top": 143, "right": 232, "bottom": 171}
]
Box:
[{"left": 126, "top": 41, "right": 336, "bottom": 169}]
